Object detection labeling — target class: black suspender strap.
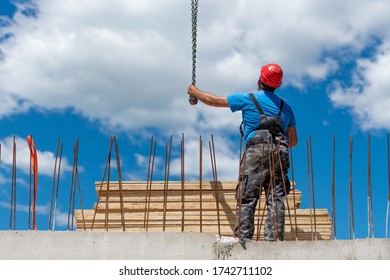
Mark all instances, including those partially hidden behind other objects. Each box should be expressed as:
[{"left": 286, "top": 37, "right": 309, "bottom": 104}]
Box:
[
  {"left": 249, "top": 92, "right": 284, "bottom": 117},
  {"left": 278, "top": 99, "right": 284, "bottom": 117},
  {"left": 249, "top": 93, "right": 264, "bottom": 115},
  {"left": 239, "top": 121, "right": 244, "bottom": 136}
]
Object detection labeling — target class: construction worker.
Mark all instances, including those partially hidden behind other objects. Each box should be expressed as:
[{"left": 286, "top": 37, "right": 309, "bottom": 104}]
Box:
[{"left": 187, "top": 63, "right": 297, "bottom": 242}]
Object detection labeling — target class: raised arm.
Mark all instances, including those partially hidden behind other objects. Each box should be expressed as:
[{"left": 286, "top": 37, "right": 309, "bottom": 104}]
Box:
[{"left": 187, "top": 85, "right": 229, "bottom": 108}]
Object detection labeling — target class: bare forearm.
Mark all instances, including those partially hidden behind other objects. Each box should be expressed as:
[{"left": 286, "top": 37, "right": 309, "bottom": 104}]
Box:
[{"left": 187, "top": 85, "right": 229, "bottom": 107}]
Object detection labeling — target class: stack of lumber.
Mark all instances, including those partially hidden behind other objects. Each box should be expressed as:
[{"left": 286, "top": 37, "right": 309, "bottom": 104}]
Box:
[{"left": 75, "top": 181, "right": 332, "bottom": 241}]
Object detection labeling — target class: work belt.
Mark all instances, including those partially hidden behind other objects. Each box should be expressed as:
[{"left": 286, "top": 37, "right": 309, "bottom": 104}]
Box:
[
  {"left": 245, "top": 130, "right": 269, "bottom": 148},
  {"left": 246, "top": 130, "right": 288, "bottom": 149}
]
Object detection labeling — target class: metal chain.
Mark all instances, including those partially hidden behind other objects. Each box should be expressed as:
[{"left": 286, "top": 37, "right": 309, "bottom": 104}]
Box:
[
  {"left": 189, "top": 0, "right": 199, "bottom": 105},
  {"left": 191, "top": 0, "right": 198, "bottom": 86}
]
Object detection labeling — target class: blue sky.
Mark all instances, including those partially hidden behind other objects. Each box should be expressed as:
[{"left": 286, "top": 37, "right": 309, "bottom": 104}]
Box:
[{"left": 0, "top": 0, "right": 389, "bottom": 240}]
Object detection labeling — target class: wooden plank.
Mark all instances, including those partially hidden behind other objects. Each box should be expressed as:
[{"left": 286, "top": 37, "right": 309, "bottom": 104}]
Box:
[{"left": 76, "top": 181, "right": 328, "bottom": 241}]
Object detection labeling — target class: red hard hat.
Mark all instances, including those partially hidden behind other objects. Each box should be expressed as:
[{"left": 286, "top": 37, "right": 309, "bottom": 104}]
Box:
[{"left": 259, "top": 64, "right": 283, "bottom": 89}]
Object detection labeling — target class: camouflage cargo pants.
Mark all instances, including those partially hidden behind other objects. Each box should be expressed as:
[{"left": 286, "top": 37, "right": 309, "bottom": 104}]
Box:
[{"left": 234, "top": 131, "right": 290, "bottom": 242}]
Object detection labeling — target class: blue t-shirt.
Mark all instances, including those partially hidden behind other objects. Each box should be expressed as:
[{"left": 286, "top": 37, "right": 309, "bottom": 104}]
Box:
[{"left": 227, "top": 90, "right": 296, "bottom": 141}]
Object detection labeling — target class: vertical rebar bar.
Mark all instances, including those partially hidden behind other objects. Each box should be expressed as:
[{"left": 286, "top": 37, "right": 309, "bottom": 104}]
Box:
[
  {"left": 269, "top": 137, "right": 278, "bottom": 240},
  {"left": 237, "top": 128, "right": 244, "bottom": 240},
  {"left": 144, "top": 136, "right": 156, "bottom": 231},
  {"left": 276, "top": 141, "right": 294, "bottom": 240},
  {"left": 91, "top": 136, "right": 114, "bottom": 230},
  {"left": 289, "top": 134, "right": 298, "bottom": 240},
  {"left": 68, "top": 138, "right": 77, "bottom": 230},
  {"left": 71, "top": 137, "right": 80, "bottom": 230},
  {"left": 367, "top": 133, "right": 371, "bottom": 237},
  {"left": 146, "top": 140, "right": 156, "bottom": 231},
  {"left": 309, "top": 135, "right": 317, "bottom": 240},
  {"left": 237, "top": 152, "right": 246, "bottom": 240},
  {"left": 387, "top": 133, "right": 390, "bottom": 238},
  {"left": 52, "top": 142, "right": 63, "bottom": 231},
  {"left": 13, "top": 137, "right": 17, "bottom": 230},
  {"left": 10, "top": 136, "right": 17, "bottom": 230},
  {"left": 162, "top": 137, "right": 170, "bottom": 232},
  {"left": 349, "top": 135, "right": 355, "bottom": 239},
  {"left": 104, "top": 137, "right": 114, "bottom": 231},
  {"left": 143, "top": 136, "right": 154, "bottom": 230},
  {"left": 199, "top": 135, "right": 203, "bottom": 233},
  {"left": 181, "top": 133, "right": 185, "bottom": 232},
  {"left": 331, "top": 134, "right": 337, "bottom": 240},
  {"left": 74, "top": 138, "right": 86, "bottom": 231},
  {"left": 367, "top": 133, "right": 374, "bottom": 238},
  {"left": 306, "top": 140, "right": 313, "bottom": 240},
  {"left": 162, "top": 135, "right": 172, "bottom": 232},
  {"left": 209, "top": 135, "right": 221, "bottom": 236},
  {"left": 256, "top": 144, "right": 266, "bottom": 241},
  {"left": 48, "top": 136, "right": 61, "bottom": 230},
  {"left": 28, "top": 140, "right": 32, "bottom": 230},
  {"left": 114, "top": 138, "right": 125, "bottom": 231}
]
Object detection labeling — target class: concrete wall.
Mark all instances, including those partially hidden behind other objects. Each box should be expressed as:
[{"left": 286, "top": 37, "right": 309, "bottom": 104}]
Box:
[{"left": 0, "top": 231, "right": 389, "bottom": 260}]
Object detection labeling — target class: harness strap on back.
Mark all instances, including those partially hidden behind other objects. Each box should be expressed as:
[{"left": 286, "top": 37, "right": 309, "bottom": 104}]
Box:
[
  {"left": 249, "top": 92, "right": 284, "bottom": 116},
  {"left": 249, "top": 93, "right": 265, "bottom": 115},
  {"left": 278, "top": 100, "right": 284, "bottom": 117},
  {"left": 240, "top": 93, "right": 285, "bottom": 137}
]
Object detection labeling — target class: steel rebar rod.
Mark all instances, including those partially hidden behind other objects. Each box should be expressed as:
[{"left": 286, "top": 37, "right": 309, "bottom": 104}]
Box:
[
  {"left": 256, "top": 144, "right": 267, "bottom": 241},
  {"left": 209, "top": 135, "right": 221, "bottom": 235},
  {"left": 10, "top": 136, "right": 17, "bottom": 230},
  {"left": 306, "top": 139, "right": 313, "bottom": 240},
  {"left": 74, "top": 138, "right": 86, "bottom": 231},
  {"left": 276, "top": 141, "right": 294, "bottom": 239},
  {"left": 162, "top": 135, "right": 172, "bottom": 232},
  {"left": 368, "top": 133, "right": 371, "bottom": 237},
  {"left": 143, "top": 136, "right": 154, "bottom": 230},
  {"left": 367, "top": 133, "right": 374, "bottom": 238},
  {"left": 104, "top": 137, "right": 115, "bottom": 231},
  {"left": 237, "top": 151, "right": 246, "bottom": 241},
  {"left": 181, "top": 133, "right": 185, "bottom": 232},
  {"left": 146, "top": 140, "right": 156, "bottom": 231},
  {"left": 309, "top": 135, "right": 317, "bottom": 240},
  {"left": 13, "top": 137, "right": 17, "bottom": 230},
  {"left": 289, "top": 132, "right": 298, "bottom": 240},
  {"left": 237, "top": 127, "right": 244, "bottom": 240},
  {"left": 52, "top": 142, "right": 63, "bottom": 231},
  {"left": 349, "top": 135, "right": 355, "bottom": 239},
  {"left": 67, "top": 138, "right": 77, "bottom": 230},
  {"left": 71, "top": 137, "right": 80, "bottom": 230},
  {"left": 114, "top": 139, "right": 125, "bottom": 231},
  {"left": 269, "top": 137, "right": 278, "bottom": 240},
  {"left": 331, "top": 134, "right": 337, "bottom": 240},
  {"left": 386, "top": 133, "right": 390, "bottom": 238},
  {"left": 48, "top": 136, "right": 60, "bottom": 230},
  {"left": 91, "top": 136, "right": 114, "bottom": 230},
  {"left": 199, "top": 135, "right": 203, "bottom": 232},
  {"left": 162, "top": 138, "right": 169, "bottom": 231},
  {"left": 28, "top": 140, "right": 32, "bottom": 230}
]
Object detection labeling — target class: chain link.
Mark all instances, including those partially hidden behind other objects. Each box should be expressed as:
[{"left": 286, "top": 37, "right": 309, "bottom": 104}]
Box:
[{"left": 189, "top": 0, "right": 199, "bottom": 105}]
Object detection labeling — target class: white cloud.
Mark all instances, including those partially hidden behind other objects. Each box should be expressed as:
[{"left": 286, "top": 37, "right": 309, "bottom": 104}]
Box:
[
  {"left": 2, "top": 0, "right": 390, "bottom": 130},
  {"left": 329, "top": 43, "right": 390, "bottom": 131}
]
